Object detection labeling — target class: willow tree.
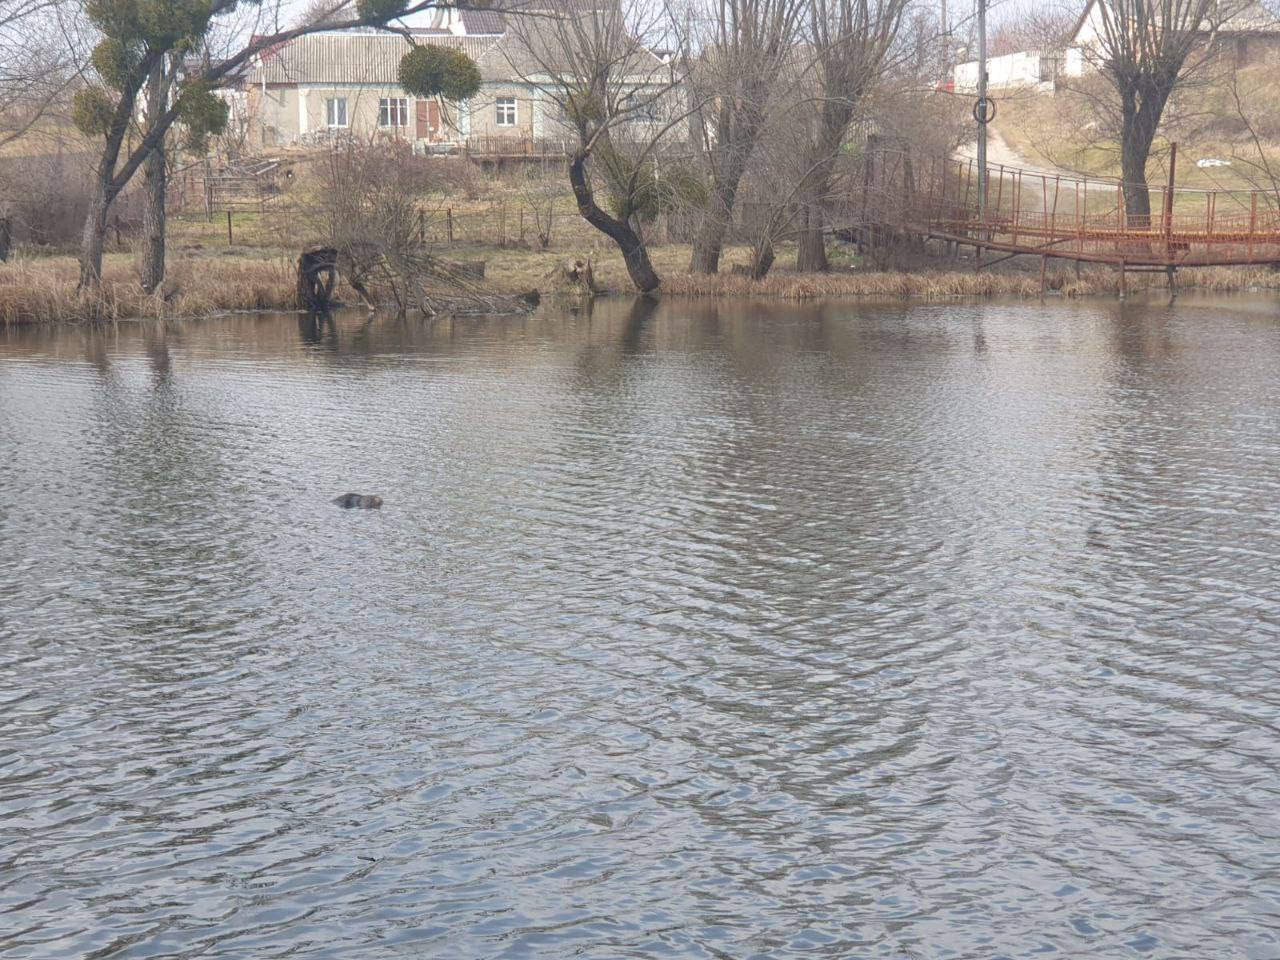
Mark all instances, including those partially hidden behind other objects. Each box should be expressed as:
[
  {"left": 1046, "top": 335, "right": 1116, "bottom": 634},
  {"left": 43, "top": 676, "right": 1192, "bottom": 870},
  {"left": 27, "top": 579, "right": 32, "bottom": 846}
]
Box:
[
  {"left": 504, "top": 0, "right": 693, "bottom": 293},
  {"left": 1089, "top": 0, "right": 1221, "bottom": 221},
  {"left": 793, "top": 0, "right": 909, "bottom": 272},
  {"left": 686, "top": 0, "right": 804, "bottom": 274},
  {"left": 71, "top": 0, "right": 483, "bottom": 291}
]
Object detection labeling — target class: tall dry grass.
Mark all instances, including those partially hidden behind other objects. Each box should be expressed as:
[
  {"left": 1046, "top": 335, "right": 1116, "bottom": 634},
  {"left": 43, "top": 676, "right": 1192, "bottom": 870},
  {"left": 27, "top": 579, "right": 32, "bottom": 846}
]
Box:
[
  {"left": 662, "top": 265, "right": 1280, "bottom": 300},
  {"left": 0, "top": 256, "right": 298, "bottom": 325},
  {"left": 4, "top": 250, "right": 1278, "bottom": 325},
  {"left": 662, "top": 270, "right": 1041, "bottom": 299}
]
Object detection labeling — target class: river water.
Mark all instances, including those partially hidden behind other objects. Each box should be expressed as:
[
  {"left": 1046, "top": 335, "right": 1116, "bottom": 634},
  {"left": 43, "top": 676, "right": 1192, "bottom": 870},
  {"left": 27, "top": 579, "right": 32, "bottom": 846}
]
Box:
[{"left": 2, "top": 296, "right": 1279, "bottom": 959}]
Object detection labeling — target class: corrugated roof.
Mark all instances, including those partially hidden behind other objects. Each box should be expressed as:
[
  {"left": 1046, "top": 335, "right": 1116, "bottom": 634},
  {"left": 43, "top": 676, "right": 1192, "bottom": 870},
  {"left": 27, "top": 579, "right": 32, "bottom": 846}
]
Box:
[
  {"left": 249, "top": 33, "right": 500, "bottom": 85},
  {"left": 478, "top": 16, "right": 667, "bottom": 79},
  {"left": 459, "top": 9, "right": 506, "bottom": 34}
]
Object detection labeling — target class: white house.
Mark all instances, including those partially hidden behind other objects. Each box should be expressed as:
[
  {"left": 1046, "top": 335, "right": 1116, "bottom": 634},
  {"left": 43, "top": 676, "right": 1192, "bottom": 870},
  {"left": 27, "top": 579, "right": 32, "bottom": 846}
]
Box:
[{"left": 954, "top": 0, "right": 1280, "bottom": 94}]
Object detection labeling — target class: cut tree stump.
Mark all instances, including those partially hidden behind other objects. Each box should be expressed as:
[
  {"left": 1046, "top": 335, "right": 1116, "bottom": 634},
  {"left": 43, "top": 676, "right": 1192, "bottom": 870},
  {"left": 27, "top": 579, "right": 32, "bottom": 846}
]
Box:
[{"left": 544, "top": 258, "right": 596, "bottom": 295}]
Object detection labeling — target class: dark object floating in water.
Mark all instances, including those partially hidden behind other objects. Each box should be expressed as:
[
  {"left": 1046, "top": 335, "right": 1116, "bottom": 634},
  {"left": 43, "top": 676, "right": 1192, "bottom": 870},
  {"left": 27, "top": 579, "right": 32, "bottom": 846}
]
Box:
[{"left": 333, "top": 493, "right": 383, "bottom": 509}]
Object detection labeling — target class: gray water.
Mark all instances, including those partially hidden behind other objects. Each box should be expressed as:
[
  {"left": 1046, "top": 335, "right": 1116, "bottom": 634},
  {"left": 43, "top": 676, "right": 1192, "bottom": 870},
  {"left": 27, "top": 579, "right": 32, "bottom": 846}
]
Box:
[{"left": 2, "top": 296, "right": 1279, "bottom": 960}]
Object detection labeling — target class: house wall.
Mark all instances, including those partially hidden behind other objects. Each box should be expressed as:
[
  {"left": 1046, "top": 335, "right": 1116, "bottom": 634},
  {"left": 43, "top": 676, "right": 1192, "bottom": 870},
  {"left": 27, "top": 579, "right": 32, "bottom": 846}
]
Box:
[
  {"left": 1073, "top": 1, "right": 1106, "bottom": 51},
  {"left": 466, "top": 84, "right": 539, "bottom": 140},
  {"left": 246, "top": 82, "right": 540, "bottom": 145},
  {"left": 953, "top": 51, "right": 1056, "bottom": 93},
  {"left": 246, "top": 85, "right": 294, "bottom": 146},
  {"left": 246, "top": 78, "right": 685, "bottom": 147},
  {"left": 298, "top": 85, "right": 423, "bottom": 140},
  {"left": 1062, "top": 31, "right": 1280, "bottom": 81}
]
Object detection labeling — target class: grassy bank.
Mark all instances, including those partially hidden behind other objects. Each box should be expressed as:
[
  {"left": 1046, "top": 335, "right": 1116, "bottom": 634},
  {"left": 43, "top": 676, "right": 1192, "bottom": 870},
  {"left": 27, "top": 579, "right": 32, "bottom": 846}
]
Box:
[
  {"left": 993, "top": 62, "right": 1280, "bottom": 192},
  {"left": 4, "top": 243, "right": 1280, "bottom": 326}
]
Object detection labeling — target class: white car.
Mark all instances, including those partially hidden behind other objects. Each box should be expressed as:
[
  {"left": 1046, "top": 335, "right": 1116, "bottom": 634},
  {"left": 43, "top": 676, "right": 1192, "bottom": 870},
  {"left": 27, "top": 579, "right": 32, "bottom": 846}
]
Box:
[{"left": 1196, "top": 157, "right": 1232, "bottom": 168}]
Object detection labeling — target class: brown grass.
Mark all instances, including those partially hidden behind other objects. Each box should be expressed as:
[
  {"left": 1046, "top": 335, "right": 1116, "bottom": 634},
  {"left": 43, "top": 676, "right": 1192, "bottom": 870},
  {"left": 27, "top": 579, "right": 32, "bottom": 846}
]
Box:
[
  {"left": 663, "top": 269, "right": 1050, "bottom": 299},
  {"left": 0, "top": 254, "right": 298, "bottom": 325},
  {"left": 664, "top": 263, "right": 1280, "bottom": 300},
  {"left": 5, "top": 246, "right": 1280, "bottom": 326}
]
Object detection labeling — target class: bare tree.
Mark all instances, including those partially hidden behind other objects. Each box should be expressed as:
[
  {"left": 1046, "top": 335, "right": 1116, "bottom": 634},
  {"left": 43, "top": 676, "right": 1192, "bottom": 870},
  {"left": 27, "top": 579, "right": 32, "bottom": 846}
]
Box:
[
  {"left": 793, "top": 0, "right": 909, "bottom": 272},
  {"left": 504, "top": 0, "right": 693, "bottom": 293},
  {"left": 987, "top": 0, "right": 1076, "bottom": 56},
  {"left": 0, "top": 0, "right": 75, "bottom": 148},
  {"left": 684, "top": 0, "right": 804, "bottom": 274},
  {"left": 733, "top": 48, "right": 966, "bottom": 279},
  {"left": 1086, "top": 0, "right": 1227, "bottom": 221}
]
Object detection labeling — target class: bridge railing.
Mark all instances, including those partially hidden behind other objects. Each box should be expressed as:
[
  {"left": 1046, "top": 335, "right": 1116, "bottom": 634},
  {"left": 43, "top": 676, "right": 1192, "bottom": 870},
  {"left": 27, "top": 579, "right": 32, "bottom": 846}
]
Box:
[{"left": 862, "top": 151, "right": 1280, "bottom": 266}]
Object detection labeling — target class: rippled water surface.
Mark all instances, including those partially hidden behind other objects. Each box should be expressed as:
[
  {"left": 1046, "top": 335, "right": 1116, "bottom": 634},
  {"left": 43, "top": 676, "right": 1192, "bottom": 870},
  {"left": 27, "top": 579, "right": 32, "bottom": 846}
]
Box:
[{"left": 3, "top": 297, "right": 1280, "bottom": 959}]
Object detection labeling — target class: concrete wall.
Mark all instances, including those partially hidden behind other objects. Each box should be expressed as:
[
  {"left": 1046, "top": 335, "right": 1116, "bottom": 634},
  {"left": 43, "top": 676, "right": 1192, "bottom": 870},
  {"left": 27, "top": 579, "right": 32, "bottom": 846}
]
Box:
[
  {"left": 246, "top": 84, "right": 469, "bottom": 147},
  {"left": 465, "top": 84, "right": 538, "bottom": 140},
  {"left": 247, "top": 82, "right": 551, "bottom": 147},
  {"left": 246, "top": 81, "right": 682, "bottom": 148},
  {"left": 953, "top": 50, "right": 1058, "bottom": 93}
]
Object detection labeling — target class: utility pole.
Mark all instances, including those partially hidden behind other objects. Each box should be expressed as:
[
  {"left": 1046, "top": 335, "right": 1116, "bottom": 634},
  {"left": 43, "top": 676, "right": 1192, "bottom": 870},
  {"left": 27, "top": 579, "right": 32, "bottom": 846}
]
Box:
[
  {"left": 940, "top": 0, "right": 949, "bottom": 69},
  {"left": 976, "top": 0, "right": 987, "bottom": 224}
]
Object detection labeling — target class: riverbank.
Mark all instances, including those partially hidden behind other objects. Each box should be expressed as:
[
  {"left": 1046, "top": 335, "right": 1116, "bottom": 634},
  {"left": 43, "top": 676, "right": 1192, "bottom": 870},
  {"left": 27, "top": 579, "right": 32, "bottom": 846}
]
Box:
[{"left": 4, "top": 245, "right": 1280, "bottom": 325}]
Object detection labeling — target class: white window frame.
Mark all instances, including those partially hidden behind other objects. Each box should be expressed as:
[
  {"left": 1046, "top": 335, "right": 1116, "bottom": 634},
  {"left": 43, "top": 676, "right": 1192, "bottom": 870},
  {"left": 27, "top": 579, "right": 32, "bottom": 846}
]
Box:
[
  {"left": 495, "top": 96, "right": 517, "bottom": 127},
  {"left": 379, "top": 97, "right": 408, "bottom": 127},
  {"left": 621, "top": 91, "right": 660, "bottom": 123},
  {"left": 324, "top": 97, "right": 348, "bottom": 128}
]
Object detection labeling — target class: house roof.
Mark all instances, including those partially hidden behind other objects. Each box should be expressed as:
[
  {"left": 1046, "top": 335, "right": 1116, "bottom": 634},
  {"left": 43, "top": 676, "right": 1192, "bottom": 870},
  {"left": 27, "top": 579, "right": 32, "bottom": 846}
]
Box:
[
  {"left": 248, "top": 33, "right": 499, "bottom": 85},
  {"left": 481, "top": 13, "right": 667, "bottom": 80},
  {"left": 459, "top": 9, "right": 506, "bottom": 34}
]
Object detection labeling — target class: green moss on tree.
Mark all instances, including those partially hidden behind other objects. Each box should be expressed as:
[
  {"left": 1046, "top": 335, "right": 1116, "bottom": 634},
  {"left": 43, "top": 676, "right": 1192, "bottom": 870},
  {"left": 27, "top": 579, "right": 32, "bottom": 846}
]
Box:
[
  {"left": 398, "top": 45, "right": 481, "bottom": 101},
  {"left": 72, "top": 88, "right": 118, "bottom": 137},
  {"left": 356, "top": 0, "right": 408, "bottom": 20},
  {"left": 178, "top": 81, "right": 229, "bottom": 151}
]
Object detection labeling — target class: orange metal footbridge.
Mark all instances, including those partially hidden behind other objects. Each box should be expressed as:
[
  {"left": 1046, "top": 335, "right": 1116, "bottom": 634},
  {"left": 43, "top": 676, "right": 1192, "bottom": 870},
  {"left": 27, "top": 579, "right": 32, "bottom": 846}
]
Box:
[{"left": 860, "top": 145, "right": 1280, "bottom": 285}]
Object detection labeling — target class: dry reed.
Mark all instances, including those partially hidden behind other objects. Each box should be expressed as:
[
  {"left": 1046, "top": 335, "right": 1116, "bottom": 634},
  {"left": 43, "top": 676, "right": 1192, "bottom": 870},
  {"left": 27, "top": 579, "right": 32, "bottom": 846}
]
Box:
[
  {"left": 661, "top": 265, "right": 1280, "bottom": 300},
  {"left": 4, "top": 252, "right": 1279, "bottom": 326},
  {"left": 0, "top": 255, "right": 298, "bottom": 325}
]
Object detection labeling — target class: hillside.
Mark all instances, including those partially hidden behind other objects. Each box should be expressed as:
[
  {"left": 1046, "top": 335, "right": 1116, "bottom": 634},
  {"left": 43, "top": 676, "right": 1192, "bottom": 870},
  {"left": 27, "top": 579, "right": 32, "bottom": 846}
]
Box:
[{"left": 991, "top": 62, "right": 1280, "bottom": 193}]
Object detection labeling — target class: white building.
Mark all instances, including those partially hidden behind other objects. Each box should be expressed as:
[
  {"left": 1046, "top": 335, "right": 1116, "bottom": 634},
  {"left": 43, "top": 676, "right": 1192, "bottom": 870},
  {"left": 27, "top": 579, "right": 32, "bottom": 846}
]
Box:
[{"left": 953, "top": 0, "right": 1280, "bottom": 94}]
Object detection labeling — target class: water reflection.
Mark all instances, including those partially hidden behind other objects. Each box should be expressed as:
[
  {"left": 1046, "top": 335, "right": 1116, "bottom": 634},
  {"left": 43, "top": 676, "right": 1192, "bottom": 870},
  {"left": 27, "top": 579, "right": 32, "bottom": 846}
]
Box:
[{"left": 1, "top": 295, "right": 1279, "bottom": 959}]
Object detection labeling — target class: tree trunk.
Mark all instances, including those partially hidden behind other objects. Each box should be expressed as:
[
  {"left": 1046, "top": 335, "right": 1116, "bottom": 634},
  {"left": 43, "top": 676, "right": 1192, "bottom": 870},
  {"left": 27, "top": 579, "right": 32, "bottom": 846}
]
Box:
[
  {"left": 75, "top": 50, "right": 155, "bottom": 291},
  {"left": 140, "top": 64, "right": 167, "bottom": 294},
  {"left": 1120, "top": 127, "right": 1154, "bottom": 227},
  {"left": 750, "top": 236, "right": 775, "bottom": 279},
  {"left": 688, "top": 201, "right": 728, "bottom": 274},
  {"left": 689, "top": 142, "right": 752, "bottom": 275},
  {"left": 796, "top": 201, "right": 828, "bottom": 272},
  {"left": 79, "top": 176, "right": 115, "bottom": 290},
  {"left": 140, "top": 149, "right": 167, "bottom": 292},
  {"left": 568, "top": 153, "right": 660, "bottom": 293},
  {"left": 1118, "top": 86, "right": 1170, "bottom": 228}
]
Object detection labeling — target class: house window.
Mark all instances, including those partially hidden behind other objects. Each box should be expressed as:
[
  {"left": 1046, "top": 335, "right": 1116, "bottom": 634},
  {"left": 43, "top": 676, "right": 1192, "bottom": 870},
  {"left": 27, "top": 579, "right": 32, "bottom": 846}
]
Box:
[
  {"left": 621, "top": 92, "right": 659, "bottom": 122},
  {"left": 495, "top": 96, "right": 517, "bottom": 127},
  {"left": 379, "top": 97, "right": 408, "bottom": 127},
  {"left": 325, "top": 98, "right": 348, "bottom": 128}
]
